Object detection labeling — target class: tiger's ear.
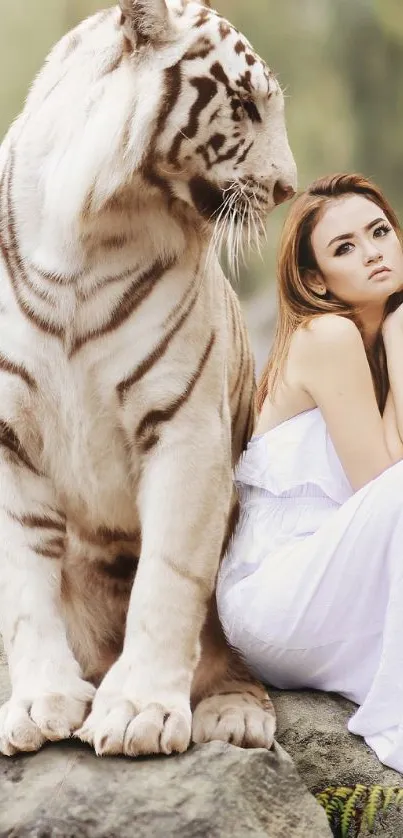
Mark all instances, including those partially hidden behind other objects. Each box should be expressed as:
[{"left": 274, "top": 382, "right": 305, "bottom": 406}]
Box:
[{"left": 119, "top": 0, "right": 171, "bottom": 45}]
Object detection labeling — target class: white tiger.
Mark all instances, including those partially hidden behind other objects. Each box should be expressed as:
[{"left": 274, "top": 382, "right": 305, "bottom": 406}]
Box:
[{"left": 0, "top": 0, "right": 296, "bottom": 757}]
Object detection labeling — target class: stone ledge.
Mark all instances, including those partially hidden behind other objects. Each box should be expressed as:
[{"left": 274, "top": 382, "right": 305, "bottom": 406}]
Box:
[
  {"left": 0, "top": 739, "right": 331, "bottom": 837},
  {"left": 0, "top": 646, "right": 331, "bottom": 837}
]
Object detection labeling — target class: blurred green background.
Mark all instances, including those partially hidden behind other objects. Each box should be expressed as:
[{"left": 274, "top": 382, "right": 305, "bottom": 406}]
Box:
[{"left": 1, "top": 0, "right": 402, "bottom": 368}]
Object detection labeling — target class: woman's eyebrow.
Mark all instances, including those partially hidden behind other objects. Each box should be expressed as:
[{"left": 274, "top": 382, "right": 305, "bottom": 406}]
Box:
[{"left": 327, "top": 217, "right": 385, "bottom": 248}]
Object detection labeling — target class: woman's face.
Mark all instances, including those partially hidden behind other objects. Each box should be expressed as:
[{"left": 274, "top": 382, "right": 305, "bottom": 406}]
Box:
[{"left": 310, "top": 194, "right": 403, "bottom": 307}]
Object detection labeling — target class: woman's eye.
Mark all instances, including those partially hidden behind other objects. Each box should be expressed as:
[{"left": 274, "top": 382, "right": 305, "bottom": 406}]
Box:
[
  {"left": 333, "top": 224, "right": 392, "bottom": 256},
  {"left": 374, "top": 223, "right": 392, "bottom": 238},
  {"left": 334, "top": 242, "right": 353, "bottom": 257}
]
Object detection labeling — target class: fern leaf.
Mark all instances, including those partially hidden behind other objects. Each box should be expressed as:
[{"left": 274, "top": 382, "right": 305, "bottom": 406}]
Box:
[
  {"left": 361, "top": 784, "right": 384, "bottom": 832},
  {"left": 382, "top": 786, "right": 398, "bottom": 812},
  {"left": 327, "top": 794, "right": 346, "bottom": 821},
  {"left": 335, "top": 787, "right": 358, "bottom": 800},
  {"left": 315, "top": 784, "right": 403, "bottom": 837},
  {"left": 341, "top": 784, "right": 367, "bottom": 838},
  {"left": 315, "top": 787, "right": 335, "bottom": 807}
]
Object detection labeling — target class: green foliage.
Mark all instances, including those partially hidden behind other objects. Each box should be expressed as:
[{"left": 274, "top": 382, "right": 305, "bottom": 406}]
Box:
[
  {"left": 315, "top": 784, "right": 403, "bottom": 837},
  {"left": 373, "top": 0, "right": 403, "bottom": 45}
]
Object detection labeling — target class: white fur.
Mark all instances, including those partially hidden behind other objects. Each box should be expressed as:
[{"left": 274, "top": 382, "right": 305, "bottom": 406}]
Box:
[{"left": 0, "top": 0, "right": 295, "bottom": 756}]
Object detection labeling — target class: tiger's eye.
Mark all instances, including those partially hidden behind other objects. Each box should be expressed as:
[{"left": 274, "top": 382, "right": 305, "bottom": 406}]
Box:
[{"left": 243, "top": 100, "right": 262, "bottom": 123}]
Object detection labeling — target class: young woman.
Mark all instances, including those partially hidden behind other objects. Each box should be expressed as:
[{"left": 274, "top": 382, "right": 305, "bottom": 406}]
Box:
[{"left": 217, "top": 173, "right": 403, "bottom": 771}]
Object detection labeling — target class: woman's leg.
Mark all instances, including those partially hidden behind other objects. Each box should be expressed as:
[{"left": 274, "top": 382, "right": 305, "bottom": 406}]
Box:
[{"left": 217, "top": 460, "right": 403, "bottom": 771}]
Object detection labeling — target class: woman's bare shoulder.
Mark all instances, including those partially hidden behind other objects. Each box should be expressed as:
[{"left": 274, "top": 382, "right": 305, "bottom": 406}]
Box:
[
  {"left": 286, "top": 314, "right": 368, "bottom": 398},
  {"left": 290, "top": 314, "right": 363, "bottom": 359}
]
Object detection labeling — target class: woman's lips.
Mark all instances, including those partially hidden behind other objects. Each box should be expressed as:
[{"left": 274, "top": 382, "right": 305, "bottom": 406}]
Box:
[{"left": 369, "top": 266, "right": 391, "bottom": 279}]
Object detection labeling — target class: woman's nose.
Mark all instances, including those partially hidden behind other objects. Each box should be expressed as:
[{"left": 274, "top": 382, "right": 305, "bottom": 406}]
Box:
[{"left": 364, "top": 246, "right": 382, "bottom": 265}]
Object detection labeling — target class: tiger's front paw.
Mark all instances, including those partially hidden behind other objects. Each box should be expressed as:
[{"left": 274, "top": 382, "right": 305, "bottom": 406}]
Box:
[
  {"left": 76, "top": 653, "right": 193, "bottom": 757},
  {"left": 77, "top": 691, "right": 191, "bottom": 757},
  {"left": 192, "top": 691, "right": 276, "bottom": 749},
  {"left": 0, "top": 679, "right": 95, "bottom": 756}
]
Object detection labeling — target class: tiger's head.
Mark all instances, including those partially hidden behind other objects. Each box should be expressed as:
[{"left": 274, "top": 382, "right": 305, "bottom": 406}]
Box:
[
  {"left": 118, "top": 0, "right": 296, "bottom": 261},
  {"left": 22, "top": 0, "right": 296, "bottom": 269}
]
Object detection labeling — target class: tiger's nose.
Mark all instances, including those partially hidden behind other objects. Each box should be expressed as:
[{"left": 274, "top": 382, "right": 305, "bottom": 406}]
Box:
[{"left": 273, "top": 179, "right": 296, "bottom": 206}]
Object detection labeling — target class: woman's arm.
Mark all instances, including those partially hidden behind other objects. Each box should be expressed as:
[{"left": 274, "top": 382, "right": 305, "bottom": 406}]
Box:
[
  {"left": 290, "top": 313, "right": 403, "bottom": 491},
  {"left": 383, "top": 305, "right": 403, "bottom": 451},
  {"left": 383, "top": 389, "right": 403, "bottom": 463}
]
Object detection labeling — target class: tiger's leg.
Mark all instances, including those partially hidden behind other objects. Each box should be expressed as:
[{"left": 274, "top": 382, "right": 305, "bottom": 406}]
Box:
[
  {"left": 78, "top": 421, "right": 231, "bottom": 757},
  {"left": 191, "top": 594, "right": 276, "bottom": 749},
  {"left": 0, "top": 454, "right": 94, "bottom": 756}
]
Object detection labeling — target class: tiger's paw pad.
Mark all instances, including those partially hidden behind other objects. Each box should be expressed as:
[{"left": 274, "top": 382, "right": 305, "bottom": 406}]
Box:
[
  {"left": 76, "top": 695, "right": 192, "bottom": 757},
  {"left": 192, "top": 693, "right": 276, "bottom": 749},
  {"left": 0, "top": 683, "right": 95, "bottom": 756}
]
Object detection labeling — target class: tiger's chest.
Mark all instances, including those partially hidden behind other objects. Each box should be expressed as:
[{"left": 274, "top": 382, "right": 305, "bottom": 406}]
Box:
[
  {"left": 6, "top": 306, "right": 217, "bottom": 529},
  {"left": 34, "top": 354, "right": 140, "bottom": 529},
  {"left": 0, "top": 236, "right": 225, "bottom": 531}
]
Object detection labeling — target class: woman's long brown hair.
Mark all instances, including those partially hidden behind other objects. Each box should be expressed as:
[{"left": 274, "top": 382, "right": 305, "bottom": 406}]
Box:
[{"left": 256, "top": 173, "right": 403, "bottom": 414}]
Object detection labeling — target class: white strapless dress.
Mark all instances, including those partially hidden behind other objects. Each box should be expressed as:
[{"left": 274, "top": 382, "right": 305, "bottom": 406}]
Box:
[{"left": 217, "top": 407, "right": 403, "bottom": 772}]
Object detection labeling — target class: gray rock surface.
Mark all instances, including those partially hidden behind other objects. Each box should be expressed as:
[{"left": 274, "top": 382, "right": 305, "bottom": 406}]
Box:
[
  {"left": 0, "top": 645, "right": 331, "bottom": 837},
  {"left": 273, "top": 688, "right": 403, "bottom": 837},
  {"left": 0, "top": 740, "right": 331, "bottom": 838},
  {"left": 273, "top": 687, "right": 403, "bottom": 789},
  {"left": 4, "top": 650, "right": 403, "bottom": 838},
  {"left": 4, "top": 639, "right": 403, "bottom": 837}
]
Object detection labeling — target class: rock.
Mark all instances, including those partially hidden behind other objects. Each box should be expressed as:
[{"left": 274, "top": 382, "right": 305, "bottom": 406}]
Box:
[
  {"left": 273, "top": 688, "right": 403, "bottom": 788},
  {"left": 0, "top": 645, "right": 331, "bottom": 837},
  {"left": 6, "top": 642, "right": 403, "bottom": 837},
  {"left": 0, "top": 740, "right": 332, "bottom": 838},
  {"left": 273, "top": 688, "right": 403, "bottom": 837}
]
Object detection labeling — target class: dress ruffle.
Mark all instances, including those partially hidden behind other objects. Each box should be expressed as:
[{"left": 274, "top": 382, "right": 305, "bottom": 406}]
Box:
[{"left": 237, "top": 408, "right": 352, "bottom": 505}]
